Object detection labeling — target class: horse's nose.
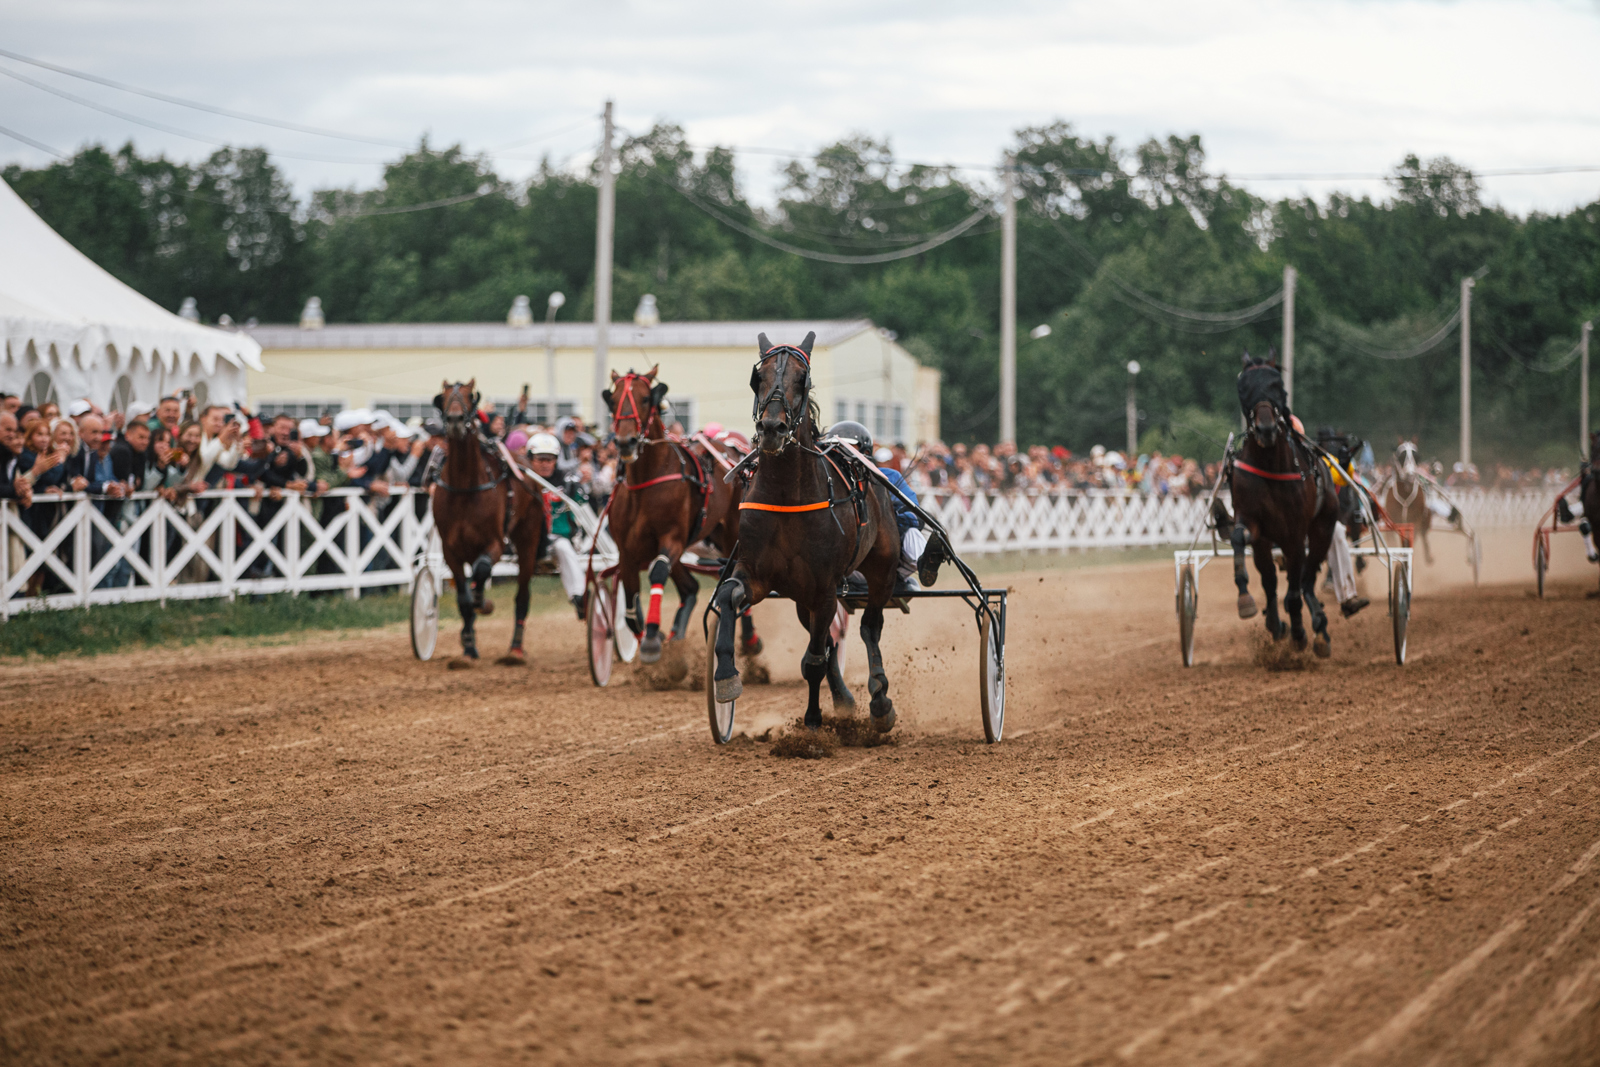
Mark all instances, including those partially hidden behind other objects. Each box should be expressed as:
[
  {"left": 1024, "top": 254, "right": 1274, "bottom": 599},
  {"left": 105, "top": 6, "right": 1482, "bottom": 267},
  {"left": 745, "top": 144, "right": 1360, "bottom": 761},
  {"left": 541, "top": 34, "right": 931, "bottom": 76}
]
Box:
[{"left": 759, "top": 415, "right": 787, "bottom": 437}]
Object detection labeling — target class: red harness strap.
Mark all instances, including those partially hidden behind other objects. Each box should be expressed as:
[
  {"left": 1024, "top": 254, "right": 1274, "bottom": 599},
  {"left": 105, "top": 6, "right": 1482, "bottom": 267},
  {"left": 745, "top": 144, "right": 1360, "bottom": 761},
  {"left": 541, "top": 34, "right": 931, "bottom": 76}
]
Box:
[
  {"left": 628, "top": 471, "right": 684, "bottom": 490},
  {"left": 1235, "top": 460, "right": 1304, "bottom": 482}
]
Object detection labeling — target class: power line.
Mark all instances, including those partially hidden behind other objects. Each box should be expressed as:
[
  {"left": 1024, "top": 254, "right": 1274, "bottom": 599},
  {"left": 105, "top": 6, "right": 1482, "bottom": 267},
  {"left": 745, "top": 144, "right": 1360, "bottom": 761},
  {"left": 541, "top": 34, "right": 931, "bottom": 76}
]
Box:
[
  {"left": 0, "top": 46, "right": 412, "bottom": 150},
  {"left": 1481, "top": 322, "right": 1585, "bottom": 373},
  {"left": 1316, "top": 305, "right": 1463, "bottom": 360}
]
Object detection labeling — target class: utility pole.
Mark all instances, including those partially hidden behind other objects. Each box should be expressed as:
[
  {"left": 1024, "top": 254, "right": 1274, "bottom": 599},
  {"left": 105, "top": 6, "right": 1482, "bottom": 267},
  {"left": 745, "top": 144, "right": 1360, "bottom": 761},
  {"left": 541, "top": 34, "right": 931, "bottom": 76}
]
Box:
[
  {"left": 999, "top": 156, "right": 1017, "bottom": 446},
  {"left": 1459, "top": 275, "right": 1474, "bottom": 469},
  {"left": 592, "top": 100, "right": 616, "bottom": 428},
  {"left": 1126, "top": 361, "right": 1141, "bottom": 457},
  {"left": 1282, "top": 265, "right": 1296, "bottom": 409},
  {"left": 1582, "top": 320, "right": 1593, "bottom": 456},
  {"left": 545, "top": 290, "right": 565, "bottom": 419}
]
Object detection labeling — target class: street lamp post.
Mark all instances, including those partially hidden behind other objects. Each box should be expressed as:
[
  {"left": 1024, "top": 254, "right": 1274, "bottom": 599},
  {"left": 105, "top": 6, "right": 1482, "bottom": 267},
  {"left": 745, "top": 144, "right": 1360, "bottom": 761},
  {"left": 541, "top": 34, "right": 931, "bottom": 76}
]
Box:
[
  {"left": 545, "top": 291, "right": 565, "bottom": 421},
  {"left": 1126, "top": 360, "right": 1141, "bottom": 458}
]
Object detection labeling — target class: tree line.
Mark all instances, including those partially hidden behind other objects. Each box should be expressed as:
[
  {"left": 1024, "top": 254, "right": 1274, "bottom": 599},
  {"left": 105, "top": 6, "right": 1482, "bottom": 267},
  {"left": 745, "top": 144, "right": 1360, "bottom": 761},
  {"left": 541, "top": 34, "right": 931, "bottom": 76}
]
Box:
[{"left": 6, "top": 124, "right": 1598, "bottom": 464}]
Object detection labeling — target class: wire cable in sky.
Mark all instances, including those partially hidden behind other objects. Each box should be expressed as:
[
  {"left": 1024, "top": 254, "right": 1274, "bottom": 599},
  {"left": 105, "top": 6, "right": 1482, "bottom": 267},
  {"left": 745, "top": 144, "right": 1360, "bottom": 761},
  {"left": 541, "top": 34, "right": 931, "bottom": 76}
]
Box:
[
  {"left": 1316, "top": 305, "right": 1463, "bottom": 360},
  {"left": 1481, "top": 323, "right": 1585, "bottom": 373},
  {"left": 0, "top": 46, "right": 412, "bottom": 150}
]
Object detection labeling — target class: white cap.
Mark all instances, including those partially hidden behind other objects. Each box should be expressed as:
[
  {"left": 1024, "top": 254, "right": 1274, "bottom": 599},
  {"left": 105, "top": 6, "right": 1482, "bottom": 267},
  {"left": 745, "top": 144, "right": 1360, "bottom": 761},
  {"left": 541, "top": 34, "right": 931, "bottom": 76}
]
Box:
[
  {"left": 125, "top": 400, "right": 155, "bottom": 420},
  {"left": 67, "top": 399, "right": 93, "bottom": 417},
  {"left": 527, "top": 432, "right": 560, "bottom": 456},
  {"left": 388, "top": 422, "right": 413, "bottom": 439},
  {"left": 873, "top": 447, "right": 894, "bottom": 464},
  {"left": 332, "top": 409, "right": 372, "bottom": 432},
  {"left": 299, "top": 419, "right": 329, "bottom": 439}
]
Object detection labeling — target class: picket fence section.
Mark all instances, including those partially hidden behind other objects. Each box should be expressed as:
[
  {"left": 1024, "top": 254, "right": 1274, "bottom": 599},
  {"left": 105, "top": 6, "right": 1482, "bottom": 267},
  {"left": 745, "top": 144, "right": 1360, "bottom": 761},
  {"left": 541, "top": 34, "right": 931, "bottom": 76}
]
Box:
[{"left": 0, "top": 485, "right": 1559, "bottom": 616}]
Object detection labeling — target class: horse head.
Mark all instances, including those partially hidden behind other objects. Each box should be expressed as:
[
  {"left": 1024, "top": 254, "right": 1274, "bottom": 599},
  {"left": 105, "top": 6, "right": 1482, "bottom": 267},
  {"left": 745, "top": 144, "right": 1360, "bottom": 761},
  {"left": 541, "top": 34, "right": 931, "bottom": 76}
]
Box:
[
  {"left": 1248, "top": 400, "right": 1282, "bottom": 449},
  {"left": 1394, "top": 439, "right": 1420, "bottom": 489},
  {"left": 435, "top": 380, "right": 479, "bottom": 439},
  {"left": 603, "top": 364, "right": 666, "bottom": 464},
  {"left": 750, "top": 331, "right": 816, "bottom": 454}
]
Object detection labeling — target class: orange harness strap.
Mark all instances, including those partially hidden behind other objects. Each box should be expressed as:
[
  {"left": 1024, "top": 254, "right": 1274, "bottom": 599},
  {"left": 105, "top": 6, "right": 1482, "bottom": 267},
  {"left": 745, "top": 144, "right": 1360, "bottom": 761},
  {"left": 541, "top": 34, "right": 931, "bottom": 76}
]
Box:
[{"left": 739, "top": 500, "right": 832, "bottom": 513}]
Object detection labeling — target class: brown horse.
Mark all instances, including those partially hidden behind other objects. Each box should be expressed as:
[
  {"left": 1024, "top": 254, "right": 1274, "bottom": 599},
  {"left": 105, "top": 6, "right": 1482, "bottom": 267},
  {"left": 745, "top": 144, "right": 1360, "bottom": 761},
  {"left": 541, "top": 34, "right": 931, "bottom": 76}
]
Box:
[
  {"left": 1383, "top": 440, "right": 1439, "bottom": 563},
  {"left": 602, "top": 365, "right": 758, "bottom": 663},
  {"left": 1218, "top": 358, "right": 1340, "bottom": 655},
  {"left": 709, "top": 332, "right": 900, "bottom": 730},
  {"left": 431, "top": 380, "right": 547, "bottom": 667}
]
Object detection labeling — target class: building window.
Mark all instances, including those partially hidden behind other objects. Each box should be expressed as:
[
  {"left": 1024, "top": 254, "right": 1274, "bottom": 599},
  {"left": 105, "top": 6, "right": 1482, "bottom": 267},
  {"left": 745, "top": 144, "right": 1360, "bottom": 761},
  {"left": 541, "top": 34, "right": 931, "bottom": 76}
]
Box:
[
  {"left": 370, "top": 397, "right": 435, "bottom": 420},
  {"left": 24, "top": 371, "right": 56, "bottom": 409},
  {"left": 834, "top": 400, "right": 848, "bottom": 426},
  {"left": 486, "top": 397, "right": 579, "bottom": 427},
  {"left": 253, "top": 398, "right": 344, "bottom": 420},
  {"left": 666, "top": 398, "right": 695, "bottom": 433},
  {"left": 873, "top": 403, "right": 886, "bottom": 440},
  {"left": 855, "top": 401, "right": 866, "bottom": 425},
  {"left": 891, "top": 403, "right": 905, "bottom": 444}
]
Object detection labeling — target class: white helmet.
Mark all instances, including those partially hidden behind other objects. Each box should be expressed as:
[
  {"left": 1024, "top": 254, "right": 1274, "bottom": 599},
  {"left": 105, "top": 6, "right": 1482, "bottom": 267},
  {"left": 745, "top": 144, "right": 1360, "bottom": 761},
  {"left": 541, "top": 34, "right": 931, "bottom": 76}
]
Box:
[{"left": 527, "top": 432, "right": 560, "bottom": 457}]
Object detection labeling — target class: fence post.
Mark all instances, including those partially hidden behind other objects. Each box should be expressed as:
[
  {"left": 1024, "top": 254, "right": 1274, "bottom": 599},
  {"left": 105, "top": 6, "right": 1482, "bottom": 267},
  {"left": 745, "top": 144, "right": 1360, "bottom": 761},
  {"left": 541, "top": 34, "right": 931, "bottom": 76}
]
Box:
[
  {"left": 287, "top": 494, "right": 302, "bottom": 597},
  {"left": 222, "top": 495, "right": 237, "bottom": 602},
  {"left": 76, "top": 498, "right": 91, "bottom": 609},
  {"left": 1, "top": 500, "right": 10, "bottom": 621},
  {"left": 346, "top": 492, "right": 360, "bottom": 599}
]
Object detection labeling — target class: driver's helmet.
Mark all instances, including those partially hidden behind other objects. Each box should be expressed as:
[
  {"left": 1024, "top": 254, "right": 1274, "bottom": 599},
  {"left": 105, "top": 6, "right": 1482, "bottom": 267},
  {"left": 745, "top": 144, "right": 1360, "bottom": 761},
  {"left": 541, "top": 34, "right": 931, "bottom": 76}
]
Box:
[
  {"left": 827, "top": 420, "right": 873, "bottom": 453},
  {"left": 527, "top": 432, "right": 560, "bottom": 457}
]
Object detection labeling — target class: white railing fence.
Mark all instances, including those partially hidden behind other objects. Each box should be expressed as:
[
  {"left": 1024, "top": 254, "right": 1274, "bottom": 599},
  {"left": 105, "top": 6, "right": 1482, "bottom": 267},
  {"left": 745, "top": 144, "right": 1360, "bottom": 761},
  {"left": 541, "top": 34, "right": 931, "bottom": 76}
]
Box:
[{"left": 0, "top": 486, "right": 1561, "bottom": 616}]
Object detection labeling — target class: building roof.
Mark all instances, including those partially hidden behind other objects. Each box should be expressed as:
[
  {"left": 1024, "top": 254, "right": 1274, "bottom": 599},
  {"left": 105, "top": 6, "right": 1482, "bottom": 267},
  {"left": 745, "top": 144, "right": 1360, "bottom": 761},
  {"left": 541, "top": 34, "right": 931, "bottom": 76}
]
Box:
[
  {"left": 1, "top": 178, "right": 262, "bottom": 374},
  {"left": 246, "top": 319, "right": 878, "bottom": 352}
]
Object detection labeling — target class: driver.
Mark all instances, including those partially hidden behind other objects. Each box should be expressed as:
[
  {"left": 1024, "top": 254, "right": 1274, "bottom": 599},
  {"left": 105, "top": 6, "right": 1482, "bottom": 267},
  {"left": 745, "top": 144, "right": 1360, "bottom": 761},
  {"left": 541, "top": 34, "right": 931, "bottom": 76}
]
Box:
[
  {"left": 827, "top": 421, "right": 943, "bottom": 593},
  {"left": 527, "top": 432, "right": 590, "bottom": 617},
  {"left": 1316, "top": 427, "right": 1371, "bottom": 618}
]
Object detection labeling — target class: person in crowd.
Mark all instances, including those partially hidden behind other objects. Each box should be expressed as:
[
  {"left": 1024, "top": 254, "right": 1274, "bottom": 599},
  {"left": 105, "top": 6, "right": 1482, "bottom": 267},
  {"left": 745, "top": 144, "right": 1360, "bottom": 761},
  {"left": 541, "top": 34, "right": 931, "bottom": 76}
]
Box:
[
  {"left": 195, "top": 405, "right": 245, "bottom": 486},
  {"left": 526, "top": 432, "right": 590, "bottom": 617},
  {"left": 152, "top": 396, "right": 181, "bottom": 437}
]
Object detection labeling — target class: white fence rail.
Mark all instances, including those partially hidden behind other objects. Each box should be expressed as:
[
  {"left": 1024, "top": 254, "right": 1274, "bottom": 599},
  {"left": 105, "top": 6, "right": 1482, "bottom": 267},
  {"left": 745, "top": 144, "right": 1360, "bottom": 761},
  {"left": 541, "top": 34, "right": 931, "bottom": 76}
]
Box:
[{"left": 0, "top": 486, "right": 1561, "bottom": 616}]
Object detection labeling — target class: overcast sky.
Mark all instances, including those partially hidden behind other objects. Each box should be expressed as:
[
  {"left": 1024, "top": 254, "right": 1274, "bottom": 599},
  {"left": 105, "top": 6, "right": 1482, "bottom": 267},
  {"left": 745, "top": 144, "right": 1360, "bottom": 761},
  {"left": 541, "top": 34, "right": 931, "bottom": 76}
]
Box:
[{"left": 2, "top": 0, "right": 1597, "bottom": 215}]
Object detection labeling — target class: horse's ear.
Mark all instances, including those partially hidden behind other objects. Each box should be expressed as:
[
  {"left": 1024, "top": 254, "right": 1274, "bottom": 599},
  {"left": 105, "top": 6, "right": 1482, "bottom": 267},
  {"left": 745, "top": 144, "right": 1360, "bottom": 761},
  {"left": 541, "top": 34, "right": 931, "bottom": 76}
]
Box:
[
  {"left": 649, "top": 381, "right": 669, "bottom": 409},
  {"left": 601, "top": 388, "right": 613, "bottom": 411},
  {"left": 757, "top": 332, "right": 772, "bottom": 355},
  {"left": 645, "top": 363, "right": 659, "bottom": 381},
  {"left": 799, "top": 331, "right": 815, "bottom": 356},
  {"left": 609, "top": 369, "right": 621, "bottom": 384},
  {"left": 466, "top": 378, "right": 475, "bottom": 394}
]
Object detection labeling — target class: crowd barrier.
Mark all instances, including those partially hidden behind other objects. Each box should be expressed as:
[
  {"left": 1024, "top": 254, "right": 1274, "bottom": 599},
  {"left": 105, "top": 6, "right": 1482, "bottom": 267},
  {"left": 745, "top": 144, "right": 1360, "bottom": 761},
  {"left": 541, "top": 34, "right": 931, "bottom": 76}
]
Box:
[{"left": 0, "top": 485, "right": 1560, "bottom": 617}]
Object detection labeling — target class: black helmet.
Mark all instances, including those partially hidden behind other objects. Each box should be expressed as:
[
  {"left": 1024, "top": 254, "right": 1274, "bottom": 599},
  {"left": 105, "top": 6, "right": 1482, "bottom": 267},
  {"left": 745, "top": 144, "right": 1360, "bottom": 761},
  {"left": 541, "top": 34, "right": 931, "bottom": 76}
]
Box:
[{"left": 827, "top": 420, "right": 872, "bottom": 452}]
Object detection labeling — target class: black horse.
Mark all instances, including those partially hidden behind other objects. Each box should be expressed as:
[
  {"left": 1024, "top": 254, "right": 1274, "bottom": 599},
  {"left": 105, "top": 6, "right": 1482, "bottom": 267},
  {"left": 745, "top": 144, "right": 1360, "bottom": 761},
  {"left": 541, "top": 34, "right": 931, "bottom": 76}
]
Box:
[
  {"left": 709, "top": 332, "right": 901, "bottom": 730},
  {"left": 1216, "top": 356, "right": 1340, "bottom": 656}
]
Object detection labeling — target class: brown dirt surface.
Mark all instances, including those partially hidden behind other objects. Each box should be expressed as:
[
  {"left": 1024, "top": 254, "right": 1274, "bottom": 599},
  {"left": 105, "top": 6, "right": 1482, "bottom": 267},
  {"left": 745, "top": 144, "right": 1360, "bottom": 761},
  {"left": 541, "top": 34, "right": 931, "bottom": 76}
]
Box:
[{"left": 3, "top": 530, "right": 1600, "bottom": 1065}]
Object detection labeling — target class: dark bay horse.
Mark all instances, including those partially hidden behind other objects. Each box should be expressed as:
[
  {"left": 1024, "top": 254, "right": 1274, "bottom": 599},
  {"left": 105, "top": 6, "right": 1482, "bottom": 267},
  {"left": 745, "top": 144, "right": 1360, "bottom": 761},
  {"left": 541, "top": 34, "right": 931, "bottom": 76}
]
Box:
[
  {"left": 709, "top": 332, "right": 900, "bottom": 730},
  {"left": 432, "top": 380, "right": 547, "bottom": 667},
  {"left": 1220, "top": 358, "right": 1339, "bottom": 656},
  {"left": 1384, "top": 440, "right": 1437, "bottom": 563},
  {"left": 602, "top": 365, "right": 758, "bottom": 663}
]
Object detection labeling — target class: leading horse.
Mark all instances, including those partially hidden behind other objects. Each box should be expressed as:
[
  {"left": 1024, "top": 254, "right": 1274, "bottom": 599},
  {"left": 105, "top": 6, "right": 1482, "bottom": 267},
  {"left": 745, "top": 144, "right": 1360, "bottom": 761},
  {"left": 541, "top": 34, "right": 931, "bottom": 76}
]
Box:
[
  {"left": 602, "top": 365, "right": 759, "bottom": 663},
  {"left": 431, "top": 380, "right": 548, "bottom": 667},
  {"left": 709, "top": 332, "right": 900, "bottom": 730},
  {"left": 1218, "top": 357, "right": 1340, "bottom": 656},
  {"left": 1384, "top": 440, "right": 1437, "bottom": 563}
]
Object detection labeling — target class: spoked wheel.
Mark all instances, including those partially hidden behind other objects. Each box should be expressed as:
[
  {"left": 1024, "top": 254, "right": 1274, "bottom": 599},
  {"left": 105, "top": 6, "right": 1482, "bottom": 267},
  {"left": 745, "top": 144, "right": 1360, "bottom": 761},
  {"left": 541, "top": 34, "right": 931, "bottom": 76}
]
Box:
[
  {"left": 1536, "top": 535, "right": 1549, "bottom": 599},
  {"left": 706, "top": 607, "right": 736, "bottom": 744},
  {"left": 1177, "top": 564, "right": 1198, "bottom": 667},
  {"left": 1468, "top": 534, "right": 1482, "bottom": 586},
  {"left": 587, "top": 580, "right": 615, "bottom": 687},
  {"left": 1391, "top": 560, "right": 1411, "bottom": 665},
  {"left": 410, "top": 568, "right": 439, "bottom": 661},
  {"left": 613, "top": 581, "right": 639, "bottom": 664},
  {"left": 978, "top": 609, "right": 1006, "bottom": 744}
]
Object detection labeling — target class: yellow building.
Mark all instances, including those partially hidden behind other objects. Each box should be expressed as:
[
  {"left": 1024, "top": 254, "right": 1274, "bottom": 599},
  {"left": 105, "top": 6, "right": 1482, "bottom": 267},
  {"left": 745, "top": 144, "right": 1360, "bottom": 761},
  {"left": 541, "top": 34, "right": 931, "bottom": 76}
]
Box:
[{"left": 245, "top": 318, "right": 940, "bottom": 445}]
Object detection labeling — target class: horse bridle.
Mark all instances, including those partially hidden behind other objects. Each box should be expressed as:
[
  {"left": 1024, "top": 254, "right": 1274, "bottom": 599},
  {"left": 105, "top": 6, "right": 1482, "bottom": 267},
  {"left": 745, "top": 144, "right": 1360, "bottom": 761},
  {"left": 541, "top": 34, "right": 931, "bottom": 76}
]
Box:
[
  {"left": 1392, "top": 441, "right": 1421, "bottom": 508},
  {"left": 750, "top": 344, "right": 812, "bottom": 451},
  {"left": 434, "top": 383, "right": 504, "bottom": 494}
]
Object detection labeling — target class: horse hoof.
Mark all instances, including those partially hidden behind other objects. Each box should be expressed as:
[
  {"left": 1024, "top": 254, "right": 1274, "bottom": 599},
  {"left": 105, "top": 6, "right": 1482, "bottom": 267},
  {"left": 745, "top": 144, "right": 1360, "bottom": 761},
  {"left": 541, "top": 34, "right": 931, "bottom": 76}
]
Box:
[
  {"left": 831, "top": 687, "right": 856, "bottom": 710},
  {"left": 742, "top": 636, "right": 764, "bottom": 656},
  {"left": 1293, "top": 634, "right": 1308, "bottom": 652},
  {"left": 496, "top": 651, "right": 526, "bottom": 667},
  {"left": 870, "top": 701, "right": 896, "bottom": 733},
  {"left": 1313, "top": 635, "right": 1331, "bottom": 659},
  {"left": 447, "top": 656, "right": 476, "bottom": 671},
  {"left": 475, "top": 600, "right": 495, "bottom": 615},
  {"left": 639, "top": 635, "right": 662, "bottom": 664},
  {"left": 1271, "top": 621, "right": 1287, "bottom": 640},
  {"left": 714, "top": 674, "right": 743, "bottom": 704},
  {"left": 1237, "top": 594, "right": 1258, "bottom": 619}
]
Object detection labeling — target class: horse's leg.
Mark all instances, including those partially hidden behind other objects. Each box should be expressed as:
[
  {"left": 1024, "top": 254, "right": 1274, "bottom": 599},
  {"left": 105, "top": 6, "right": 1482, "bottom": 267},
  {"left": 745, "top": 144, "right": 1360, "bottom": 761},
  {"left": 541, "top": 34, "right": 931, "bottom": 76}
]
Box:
[
  {"left": 668, "top": 563, "right": 698, "bottom": 642},
  {"left": 619, "top": 560, "right": 642, "bottom": 637},
  {"left": 452, "top": 555, "right": 479, "bottom": 663},
  {"left": 825, "top": 602, "right": 853, "bottom": 709},
  {"left": 1252, "top": 541, "right": 1284, "bottom": 640},
  {"left": 1421, "top": 519, "right": 1434, "bottom": 565},
  {"left": 1305, "top": 519, "right": 1335, "bottom": 658},
  {"left": 1283, "top": 539, "right": 1308, "bottom": 651},
  {"left": 739, "top": 607, "right": 763, "bottom": 655},
  {"left": 471, "top": 553, "right": 494, "bottom": 614},
  {"left": 499, "top": 559, "right": 533, "bottom": 666},
  {"left": 859, "top": 603, "right": 895, "bottom": 732},
  {"left": 710, "top": 571, "right": 747, "bottom": 703},
  {"left": 1232, "top": 522, "right": 1257, "bottom": 618},
  {"left": 800, "top": 598, "right": 833, "bottom": 730},
  {"left": 639, "top": 548, "right": 678, "bottom": 664}
]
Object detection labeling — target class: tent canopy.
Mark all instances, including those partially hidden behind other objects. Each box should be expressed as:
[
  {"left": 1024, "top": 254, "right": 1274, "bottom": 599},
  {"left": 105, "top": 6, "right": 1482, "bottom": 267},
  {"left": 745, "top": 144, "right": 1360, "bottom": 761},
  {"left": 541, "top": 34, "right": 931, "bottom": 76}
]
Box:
[{"left": 0, "top": 177, "right": 262, "bottom": 379}]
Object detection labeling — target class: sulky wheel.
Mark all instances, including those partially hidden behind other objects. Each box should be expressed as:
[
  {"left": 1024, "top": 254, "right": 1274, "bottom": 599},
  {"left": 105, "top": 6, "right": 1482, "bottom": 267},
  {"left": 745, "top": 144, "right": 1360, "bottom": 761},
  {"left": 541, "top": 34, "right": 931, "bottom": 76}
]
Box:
[
  {"left": 587, "top": 580, "right": 615, "bottom": 687},
  {"left": 705, "top": 607, "right": 736, "bottom": 744},
  {"left": 1177, "top": 564, "right": 1199, "bottom": 668},
  {"left": 978, "top": 609, "right": 1006, "bottom": 744},
  {"left": 410, "top": 568, "right": 439, "bottom": 661},
  {"left": 1536, "top": 535, "right": 1549, "bottom": 599},
  {"left": 1469, "top": 534, "right": 1482, "bottom": 587},
  {"left": 612, "top": 578, "right": 639, "bottom": 664},
  {"left": 1391, "top": 560, "right": 1410, "bottom": 665}
]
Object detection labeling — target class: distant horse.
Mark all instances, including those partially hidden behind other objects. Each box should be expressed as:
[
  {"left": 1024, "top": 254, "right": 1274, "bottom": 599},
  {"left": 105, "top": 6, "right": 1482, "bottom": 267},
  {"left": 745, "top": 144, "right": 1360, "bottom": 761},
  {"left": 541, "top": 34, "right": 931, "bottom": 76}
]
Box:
[
  {"left": 1216, "top": 357, "right": 1340, "bottom": 656},
  {"left": 1383, "top": 440, "right": 1437, "bottom": 563},
  {"left": 431, "top": 380, "right": 547, "bottom": 667},
  {"left": 602, "top": 365, "right": 759, "bottom": 663},
  {"left": 709, "top": 332, "right": 900, "bottom": 729}
]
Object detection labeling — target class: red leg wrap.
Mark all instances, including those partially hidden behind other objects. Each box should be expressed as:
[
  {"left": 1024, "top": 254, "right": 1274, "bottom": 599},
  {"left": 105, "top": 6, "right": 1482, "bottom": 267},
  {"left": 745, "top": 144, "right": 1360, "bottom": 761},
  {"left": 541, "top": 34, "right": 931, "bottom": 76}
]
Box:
[{"left": 646, "top": 584, "right": 665, "bottom": 627}]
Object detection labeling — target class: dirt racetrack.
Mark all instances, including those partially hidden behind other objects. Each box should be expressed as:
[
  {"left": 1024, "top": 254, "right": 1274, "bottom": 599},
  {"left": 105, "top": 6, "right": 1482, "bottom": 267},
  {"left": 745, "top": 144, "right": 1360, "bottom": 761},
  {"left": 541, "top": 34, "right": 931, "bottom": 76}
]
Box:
[{"left": 3, "top": 528, "right": 1600, "bottom": 1065}]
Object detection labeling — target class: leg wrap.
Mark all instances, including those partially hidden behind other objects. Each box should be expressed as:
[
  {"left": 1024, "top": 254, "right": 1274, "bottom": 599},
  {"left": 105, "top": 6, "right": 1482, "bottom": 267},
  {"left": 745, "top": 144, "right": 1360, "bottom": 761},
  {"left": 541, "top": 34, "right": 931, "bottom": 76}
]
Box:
[
  {"left": 801, "top": 649, "right": 829, "bottom": 684},
  {"left": 472, "top": 554, "right": 493, "bottom": 586},
  {"left": 646, "top": 554, "right": 671, "bottom": 628},
  {"left": 511, "top": 620, "right": 525, "bottom": 651}
]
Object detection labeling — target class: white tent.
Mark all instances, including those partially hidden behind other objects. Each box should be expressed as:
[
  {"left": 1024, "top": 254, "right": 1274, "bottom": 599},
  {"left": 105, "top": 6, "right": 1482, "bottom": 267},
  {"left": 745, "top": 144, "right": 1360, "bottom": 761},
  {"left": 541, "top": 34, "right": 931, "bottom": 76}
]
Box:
[{"left": 0, "top": 176, "right": 262, "bottom": 414}]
